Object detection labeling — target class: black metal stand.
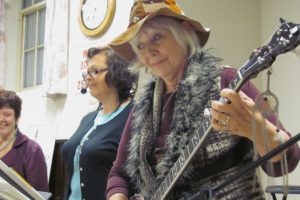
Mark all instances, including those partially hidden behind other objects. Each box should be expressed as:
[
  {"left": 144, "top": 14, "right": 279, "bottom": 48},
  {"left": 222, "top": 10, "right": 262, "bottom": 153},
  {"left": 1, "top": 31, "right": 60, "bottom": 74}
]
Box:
[
  {"left": 265, "top": 185, "right": 300, "bottom": 200},
  {"left": 189, "top": 133, "right": 300, "bottom": 200}
]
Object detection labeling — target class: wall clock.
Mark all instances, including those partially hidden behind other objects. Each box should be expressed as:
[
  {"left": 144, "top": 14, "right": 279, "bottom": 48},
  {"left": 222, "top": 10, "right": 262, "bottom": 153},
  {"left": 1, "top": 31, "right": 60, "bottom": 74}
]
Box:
[{"left": 78, "top": 0, "right": 116, "bottom": 37}]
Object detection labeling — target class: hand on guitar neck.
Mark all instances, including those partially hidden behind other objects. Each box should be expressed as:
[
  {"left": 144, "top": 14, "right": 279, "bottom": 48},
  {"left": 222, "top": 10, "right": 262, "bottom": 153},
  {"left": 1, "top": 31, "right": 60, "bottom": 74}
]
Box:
[{"left": 211, "top": 89, "right": 289, "bottom": 162}]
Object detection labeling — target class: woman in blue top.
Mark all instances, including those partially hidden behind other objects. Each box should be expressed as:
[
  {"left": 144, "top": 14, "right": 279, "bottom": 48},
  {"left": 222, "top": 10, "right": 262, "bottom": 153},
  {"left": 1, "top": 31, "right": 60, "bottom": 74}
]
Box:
[{"left": 61, "top": 46, "right": 136, "bottom": 200}]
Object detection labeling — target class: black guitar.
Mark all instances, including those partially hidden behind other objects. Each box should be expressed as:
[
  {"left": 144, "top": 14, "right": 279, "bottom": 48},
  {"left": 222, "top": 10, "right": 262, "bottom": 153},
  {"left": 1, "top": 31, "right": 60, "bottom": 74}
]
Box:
[{"left": 148, "top": 18, "right": 300, "bottom": 200}]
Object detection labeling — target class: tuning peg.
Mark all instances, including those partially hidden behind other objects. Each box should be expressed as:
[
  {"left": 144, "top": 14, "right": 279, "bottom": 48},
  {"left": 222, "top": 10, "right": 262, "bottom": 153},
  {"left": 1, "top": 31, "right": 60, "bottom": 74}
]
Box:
[
  {"left": 279, "top": 18, "right": 286, "bottom": 24},
  {"left": 290, "top": 25, "right": 299, "bottom": 35},
  {"left": 276, "top": 29, "right": 282, "bottom": 36},
  {"left": 280, "top": 37, "right": 289, "bottom": 46},
  {"left": 258, "top": 56, "right": 266, "bottom": 64}
]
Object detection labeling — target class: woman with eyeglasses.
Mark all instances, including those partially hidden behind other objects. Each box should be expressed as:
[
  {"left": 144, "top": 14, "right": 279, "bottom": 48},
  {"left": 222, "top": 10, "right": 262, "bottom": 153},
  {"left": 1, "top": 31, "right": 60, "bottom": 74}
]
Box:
[{"left": 61, "top": 46, "right": 136, "bottom": 200}]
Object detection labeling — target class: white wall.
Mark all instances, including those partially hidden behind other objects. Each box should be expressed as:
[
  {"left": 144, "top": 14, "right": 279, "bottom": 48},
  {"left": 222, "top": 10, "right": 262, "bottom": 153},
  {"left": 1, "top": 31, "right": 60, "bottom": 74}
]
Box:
[{"left": 178, "top": 0, "right": 261, "bottom": 67}]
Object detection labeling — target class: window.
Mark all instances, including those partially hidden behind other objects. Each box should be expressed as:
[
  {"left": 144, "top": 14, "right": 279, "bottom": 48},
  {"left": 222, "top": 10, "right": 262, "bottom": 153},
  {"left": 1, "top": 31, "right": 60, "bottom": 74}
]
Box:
[{"left": 20, "top": 0, "right": 46, "bottom": 89}]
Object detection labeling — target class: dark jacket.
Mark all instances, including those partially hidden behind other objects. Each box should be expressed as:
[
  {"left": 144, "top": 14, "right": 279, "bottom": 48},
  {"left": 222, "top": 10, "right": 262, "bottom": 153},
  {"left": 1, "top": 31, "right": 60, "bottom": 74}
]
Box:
[{"left": 61, "top": 104, "right": 132, "bottom": 200}]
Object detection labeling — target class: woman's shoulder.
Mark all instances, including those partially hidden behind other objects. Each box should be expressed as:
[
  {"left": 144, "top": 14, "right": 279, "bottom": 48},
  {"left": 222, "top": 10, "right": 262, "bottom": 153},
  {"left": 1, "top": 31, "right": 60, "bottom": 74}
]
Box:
[
  {"left": 80, "top": 109, "right": 99, "bottom": 123},
  {"left": 15, "top": 132, "right": 42, "bottom": 151},
  {"left": 221, "top": 66, "right": 237, "bottom": 77},
  {"left": 110, "top": 101, "right": 133, "bottom": 124},
  {"left": 85, "top": 109, "right": 99, "bottom": 117},
  {"left": 220, "top": 66, "right": 238, "bottom": 89},
  {"left": 13, "top": 132, "right": 45, "bottom": 162}
]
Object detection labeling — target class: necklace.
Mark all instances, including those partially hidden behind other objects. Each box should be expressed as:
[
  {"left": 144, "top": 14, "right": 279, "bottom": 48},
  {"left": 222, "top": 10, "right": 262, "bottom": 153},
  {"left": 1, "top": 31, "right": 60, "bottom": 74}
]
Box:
[{"left": 0, "top": 130, "right": 17, "bottom": 152}]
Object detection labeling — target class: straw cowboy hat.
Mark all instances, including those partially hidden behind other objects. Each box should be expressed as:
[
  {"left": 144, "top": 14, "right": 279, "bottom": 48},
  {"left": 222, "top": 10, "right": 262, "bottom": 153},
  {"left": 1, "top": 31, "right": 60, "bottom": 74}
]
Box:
[{"left": 109, "top": 0, "right": 210, "bottom": 62}]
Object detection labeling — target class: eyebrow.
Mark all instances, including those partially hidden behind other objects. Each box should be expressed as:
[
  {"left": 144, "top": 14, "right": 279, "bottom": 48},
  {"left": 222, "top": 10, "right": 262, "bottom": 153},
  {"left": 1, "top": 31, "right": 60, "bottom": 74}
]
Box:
[
  {"left": 87, "top": 64, "right": 107, "bottom": 70},
  {"left": 1, "top": 111, "right": 14, "bottom": 114}
]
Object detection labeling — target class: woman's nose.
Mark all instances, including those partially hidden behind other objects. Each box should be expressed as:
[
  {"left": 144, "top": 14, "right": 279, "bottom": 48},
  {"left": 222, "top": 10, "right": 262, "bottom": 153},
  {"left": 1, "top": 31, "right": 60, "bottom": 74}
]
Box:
[{"left": 145, "top": 44, "right": 159, "bottom": 57}]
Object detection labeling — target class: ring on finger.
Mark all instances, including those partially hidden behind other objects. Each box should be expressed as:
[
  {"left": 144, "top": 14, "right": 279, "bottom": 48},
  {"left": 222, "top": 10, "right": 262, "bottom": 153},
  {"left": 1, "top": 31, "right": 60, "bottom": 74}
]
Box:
[
  {"left": 224, "top": 115, "right": 230, "bottom": 125},
  {"left": 219, "top": 115, "right": 230, "bottom": 126}
]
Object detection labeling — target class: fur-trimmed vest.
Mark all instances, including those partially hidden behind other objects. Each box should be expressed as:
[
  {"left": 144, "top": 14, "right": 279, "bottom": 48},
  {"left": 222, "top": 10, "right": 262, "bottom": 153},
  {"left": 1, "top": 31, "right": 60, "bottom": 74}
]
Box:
[{"left": 125, "top": 51, "right": 265, "bottom": 200}]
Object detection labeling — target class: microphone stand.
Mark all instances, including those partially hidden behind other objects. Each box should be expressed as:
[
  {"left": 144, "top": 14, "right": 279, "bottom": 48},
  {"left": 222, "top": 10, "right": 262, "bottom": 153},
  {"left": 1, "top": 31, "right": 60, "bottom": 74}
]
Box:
[{"left": 189, "top": 133, "right": 300, "bottom": 200}]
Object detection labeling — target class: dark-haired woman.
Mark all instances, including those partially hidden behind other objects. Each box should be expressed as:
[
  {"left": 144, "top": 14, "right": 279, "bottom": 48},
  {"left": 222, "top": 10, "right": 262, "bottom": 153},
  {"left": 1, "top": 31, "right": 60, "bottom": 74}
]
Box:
[
  {"left": 61, "top": 46, "right": 136, "bottom": 200},
  {"left": 0, "top": 90, "right": 48, "bottom": 191}
]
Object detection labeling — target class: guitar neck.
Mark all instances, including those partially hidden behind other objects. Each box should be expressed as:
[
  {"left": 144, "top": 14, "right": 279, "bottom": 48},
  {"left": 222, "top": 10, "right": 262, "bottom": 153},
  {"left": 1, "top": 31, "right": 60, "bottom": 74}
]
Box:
[{"left": 153, "top": 71, "right": 245, "bottom": 200}]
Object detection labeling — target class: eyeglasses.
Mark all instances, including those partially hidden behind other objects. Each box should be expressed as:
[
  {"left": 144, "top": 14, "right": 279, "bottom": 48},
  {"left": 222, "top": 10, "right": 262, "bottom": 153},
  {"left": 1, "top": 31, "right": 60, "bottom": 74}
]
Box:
[{"left": 82, "top": 68, "right": 108, "bottom": 79}]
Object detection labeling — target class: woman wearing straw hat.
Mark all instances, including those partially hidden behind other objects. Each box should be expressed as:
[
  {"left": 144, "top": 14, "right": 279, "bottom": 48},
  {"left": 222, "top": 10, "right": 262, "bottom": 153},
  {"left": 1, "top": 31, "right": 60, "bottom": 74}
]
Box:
[{"left": 106, "top": 1, "right": 300, "bottom": 199}]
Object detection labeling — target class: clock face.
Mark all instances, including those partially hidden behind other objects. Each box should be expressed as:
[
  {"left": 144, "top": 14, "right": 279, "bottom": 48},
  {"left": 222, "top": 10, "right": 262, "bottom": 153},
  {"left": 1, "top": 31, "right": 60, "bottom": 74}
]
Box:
[
  {"left": 82, "top": 0, "right": 108, "bottom": 30},
  {"left": 78, "top": 0, "right": 116, "bottom": 37}
]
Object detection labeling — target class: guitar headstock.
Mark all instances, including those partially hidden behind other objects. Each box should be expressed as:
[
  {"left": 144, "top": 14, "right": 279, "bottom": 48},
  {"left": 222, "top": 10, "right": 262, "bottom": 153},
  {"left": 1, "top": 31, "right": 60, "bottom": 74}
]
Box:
[
  {"left": 239, "top": 18, "right": 300, "bottom": 80},
  {"left": 269, "top": 18, "right": 300, "bottom": 54}
]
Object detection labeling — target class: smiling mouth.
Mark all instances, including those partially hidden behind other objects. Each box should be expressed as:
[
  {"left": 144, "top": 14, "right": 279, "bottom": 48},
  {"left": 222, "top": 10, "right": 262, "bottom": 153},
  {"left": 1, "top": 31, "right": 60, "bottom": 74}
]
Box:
[
  {"left": 0, "top": 123, "right": 7, "bottom": 127},
  {"left": 151, "top": 59, "right": 166, "bottom": 68}
]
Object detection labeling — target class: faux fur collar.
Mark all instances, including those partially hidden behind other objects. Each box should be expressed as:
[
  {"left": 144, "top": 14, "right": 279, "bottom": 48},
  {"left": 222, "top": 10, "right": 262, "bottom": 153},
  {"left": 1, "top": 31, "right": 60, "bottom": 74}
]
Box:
[{"left": 125, "top": 50, "right": 223, "bottom": 197}]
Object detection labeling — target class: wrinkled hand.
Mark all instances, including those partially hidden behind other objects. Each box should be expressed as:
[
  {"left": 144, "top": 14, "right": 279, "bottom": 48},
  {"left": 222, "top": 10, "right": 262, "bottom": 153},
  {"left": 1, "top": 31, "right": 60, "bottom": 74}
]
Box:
[
  {"left": 210, "top": 88, "right": 265, "bottom": 139},
  {"left": 210, "top": 88, "right": 290, "bottom": 161}
]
